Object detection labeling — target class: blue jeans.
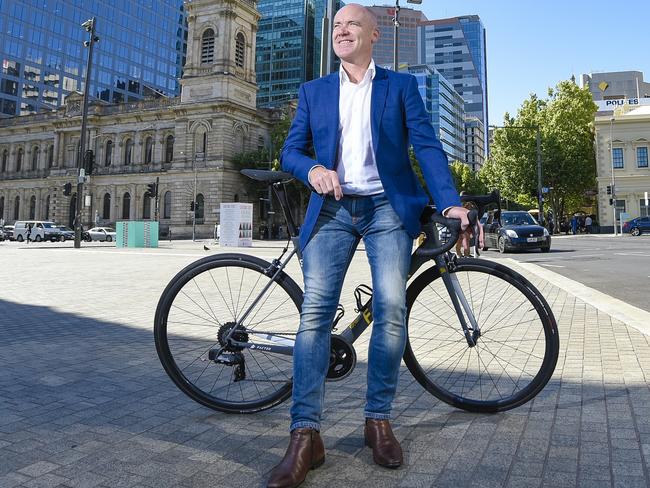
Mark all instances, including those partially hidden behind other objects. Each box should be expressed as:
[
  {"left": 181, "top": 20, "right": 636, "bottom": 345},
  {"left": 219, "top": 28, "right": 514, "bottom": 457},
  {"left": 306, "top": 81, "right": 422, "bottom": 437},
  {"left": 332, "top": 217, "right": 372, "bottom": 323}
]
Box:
[{"left": 290, "top": 193, "right": 413, "bottom": 432}]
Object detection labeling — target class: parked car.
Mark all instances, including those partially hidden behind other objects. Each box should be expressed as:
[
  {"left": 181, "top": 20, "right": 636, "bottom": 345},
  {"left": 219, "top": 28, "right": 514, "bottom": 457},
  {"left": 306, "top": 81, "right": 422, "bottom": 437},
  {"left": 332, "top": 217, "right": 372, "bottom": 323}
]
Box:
[
  {"left": 623, "top": 216, "right": 650, "bottom": 236},
  {"left": 57, "top": 226, "right": 75, "bottom": 241},
  {"left": 87, "top": 227, "right": 117, "bottom": 242},
  {"left": 0, "top": 227, "right": 5, "bottom": 241},
  {"left": 14, "top": 221, "right": 65, "bottom": 242},
  {"left": 3, "top": 225, "right": 14, "bottom": 241},
  {"left": 483, "top": 210, "right": 551, "bottom": 253}
]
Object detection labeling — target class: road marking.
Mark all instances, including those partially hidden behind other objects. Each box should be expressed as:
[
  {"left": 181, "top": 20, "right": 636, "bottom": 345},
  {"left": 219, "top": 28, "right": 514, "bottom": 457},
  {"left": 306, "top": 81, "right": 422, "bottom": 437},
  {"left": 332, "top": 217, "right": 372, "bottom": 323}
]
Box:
[
  {"left": 615, "top": 252, "right": 650, "bottom": 257},
  {"left": 505, "top": 258, "right": 650, "bottom": 337},
  {"left": 540, "top": 264, "right": 565, "bottom": 268}
]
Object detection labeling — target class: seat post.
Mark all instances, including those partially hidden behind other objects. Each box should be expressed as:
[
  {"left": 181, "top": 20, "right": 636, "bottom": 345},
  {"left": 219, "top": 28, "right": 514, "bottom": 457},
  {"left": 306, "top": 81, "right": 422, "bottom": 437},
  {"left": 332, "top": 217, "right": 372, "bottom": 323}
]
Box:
[{"left": 271, "top": 182, "right": 298, "bottom": 238}]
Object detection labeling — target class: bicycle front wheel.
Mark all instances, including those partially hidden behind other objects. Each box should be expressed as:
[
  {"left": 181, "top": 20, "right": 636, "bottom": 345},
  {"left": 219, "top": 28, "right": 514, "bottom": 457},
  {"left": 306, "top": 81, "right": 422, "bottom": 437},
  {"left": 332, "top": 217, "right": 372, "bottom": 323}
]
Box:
[
  {"left": 404, "top": 258, "right": 559, "bottom": 413},
  {"left": 154, "top": 253, "right": 302, "bottom": 413}
]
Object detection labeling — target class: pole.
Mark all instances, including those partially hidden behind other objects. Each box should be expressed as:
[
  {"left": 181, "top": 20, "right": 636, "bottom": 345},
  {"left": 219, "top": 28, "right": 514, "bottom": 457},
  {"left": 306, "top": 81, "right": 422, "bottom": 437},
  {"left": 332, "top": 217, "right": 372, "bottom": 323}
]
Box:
[
  {"left": 192, "top": 153, "right": 197, "bottom": 241},
  {"left": 320, "top": 0, "right": 335, "bottom": 77},
  {"left": 393, "top": 0, "right": 400, "bottom": 71},
  {"left": 610, "top": 117, "right": 617, "bottom": 235},
  {"left": 74, "top": 17, "right": 98, "bottom": 249},
  {"left": 154, "top": 176, "right": 159, "bottom": 221},
  {"left": 536, "top": 127, "right": 544, "bottom": 227}
]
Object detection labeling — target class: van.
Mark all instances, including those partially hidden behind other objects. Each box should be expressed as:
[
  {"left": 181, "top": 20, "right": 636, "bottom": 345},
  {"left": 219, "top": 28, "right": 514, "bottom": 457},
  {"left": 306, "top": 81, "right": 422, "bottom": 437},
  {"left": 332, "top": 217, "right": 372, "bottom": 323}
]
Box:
[{"left": 13, "top": 221, "right": 64, "bottom": 242}]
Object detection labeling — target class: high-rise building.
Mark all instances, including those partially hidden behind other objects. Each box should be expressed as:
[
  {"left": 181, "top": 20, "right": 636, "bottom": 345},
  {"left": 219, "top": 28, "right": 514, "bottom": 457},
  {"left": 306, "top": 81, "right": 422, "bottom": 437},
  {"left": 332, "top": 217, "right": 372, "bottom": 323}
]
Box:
[
  {"left": 367, "top": 5, "right": 427, "bottom": 69},
  {"left": 417, "top": 15, "right": 488, "bottom": 147},
  {"left": 464, "top": 116, "right": 484, "bottom": 170},
  {"left": 0, "top": 0, "right": 188, "bottom": 118},
  {"left": 581, "top": 71, "right": 650, "bottom": 102},
  {"left": 404, "top": 64, "right": 465, "bottom": 163}
]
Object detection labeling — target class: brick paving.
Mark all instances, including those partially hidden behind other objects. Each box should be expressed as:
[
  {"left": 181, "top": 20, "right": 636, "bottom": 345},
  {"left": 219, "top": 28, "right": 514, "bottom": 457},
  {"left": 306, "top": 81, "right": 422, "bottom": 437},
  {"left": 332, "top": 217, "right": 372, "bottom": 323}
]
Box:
[{"left": 1, "top": 239, "right": 650, "bottom": 487}]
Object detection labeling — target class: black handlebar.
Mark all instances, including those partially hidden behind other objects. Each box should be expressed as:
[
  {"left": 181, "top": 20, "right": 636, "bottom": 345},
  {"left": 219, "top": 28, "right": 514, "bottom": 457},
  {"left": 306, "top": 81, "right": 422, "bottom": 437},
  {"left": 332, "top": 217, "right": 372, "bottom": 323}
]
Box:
[{"left": 415, "top": 209, "right": 479, "bottom": 258}]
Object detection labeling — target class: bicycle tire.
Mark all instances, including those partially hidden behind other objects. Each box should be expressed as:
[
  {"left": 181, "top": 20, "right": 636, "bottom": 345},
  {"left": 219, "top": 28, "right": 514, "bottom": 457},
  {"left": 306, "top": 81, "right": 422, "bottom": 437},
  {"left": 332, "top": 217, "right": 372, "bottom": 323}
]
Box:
[
  {"left": 403, "top": 258, "right": 559, "bottom": 413},
  {"left": 154, "top": 253, "right": 303, "bottom": 413}
]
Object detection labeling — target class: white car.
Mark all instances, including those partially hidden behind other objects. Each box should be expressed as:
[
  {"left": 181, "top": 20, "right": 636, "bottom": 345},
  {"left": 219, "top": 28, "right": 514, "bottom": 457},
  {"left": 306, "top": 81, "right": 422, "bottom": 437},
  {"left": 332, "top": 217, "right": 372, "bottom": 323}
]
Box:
[{"left": 87, "top": 227, "right": 117, "bottom": 242}]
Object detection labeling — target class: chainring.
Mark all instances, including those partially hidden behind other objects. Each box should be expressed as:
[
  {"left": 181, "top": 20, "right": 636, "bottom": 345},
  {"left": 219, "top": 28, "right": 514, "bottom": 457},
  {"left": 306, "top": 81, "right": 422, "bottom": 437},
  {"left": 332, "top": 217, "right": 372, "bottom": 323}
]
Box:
[{"left": 327, "top": 334, "right": 357, "bottom": 381}]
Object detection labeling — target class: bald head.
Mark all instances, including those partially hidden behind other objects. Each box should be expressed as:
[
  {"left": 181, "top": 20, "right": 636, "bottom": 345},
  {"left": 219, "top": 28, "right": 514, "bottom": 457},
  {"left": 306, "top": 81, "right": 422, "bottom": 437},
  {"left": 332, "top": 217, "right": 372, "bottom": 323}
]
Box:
[
  {"left": 332, "top": 3, "right": 380, "bottom": 67},
  {"left": 334, "top": 4, "right": 378, "bottom": 29}
]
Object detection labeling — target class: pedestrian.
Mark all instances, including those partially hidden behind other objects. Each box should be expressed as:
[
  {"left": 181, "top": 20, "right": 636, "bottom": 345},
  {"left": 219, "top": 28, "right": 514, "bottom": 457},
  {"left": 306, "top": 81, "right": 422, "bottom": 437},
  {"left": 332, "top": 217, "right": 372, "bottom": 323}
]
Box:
[
  {"left": 168, "top": 227, "right": 172, "bottom": 242},
  {"left": 26, "top": 223, "right": 33, "bottom": 244},
  {"left": 268, "top": 5, "right": 482, "bottom": 487},
  {"left": 571, "top": 215, "right": 578, "bottom": 235},
  {"left": 585, "top": 215, "right": 593, "bottom": 234}
]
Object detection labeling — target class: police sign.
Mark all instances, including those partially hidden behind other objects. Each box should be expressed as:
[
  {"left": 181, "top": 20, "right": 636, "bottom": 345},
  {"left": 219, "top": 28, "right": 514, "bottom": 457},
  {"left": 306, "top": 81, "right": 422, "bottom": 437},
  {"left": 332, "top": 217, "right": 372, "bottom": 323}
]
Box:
[{"left": 596, "top": 97, "right": 650, "bottom": 111}]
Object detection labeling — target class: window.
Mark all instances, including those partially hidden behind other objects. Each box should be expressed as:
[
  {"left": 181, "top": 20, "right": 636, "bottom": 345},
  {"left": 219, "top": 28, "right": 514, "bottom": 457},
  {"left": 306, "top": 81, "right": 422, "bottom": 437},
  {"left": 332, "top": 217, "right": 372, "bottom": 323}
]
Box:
[
  {"left": 637, "top": 147, "right": 648, "bottom": 168},
  {"left": 105, "top": 140, "right": 113, "bottom": 166},
  {"left": 612, "top": 147, "right": 624, "bottom": 169},
  {"left": 640, "top": 199, "right": 649, "bottom": 218},
  {"left": 103, "top": 193, "right": 111, "bottom": 219},
  {"left": 45, "top": 195, "right": 50, "bottom": 220},
  {"left": 31, "top": 146, "right": 39, "bottom": 171},
  {"left": 144, "top": 136, "right": 153, "bottom": 164},
  {"left": 1, "top": 150, "right": 7, "bottom": 172},
  {"left": 165, "top": 135, "right": 174, "bottom": 163},
  {"left": 124, "top": 138, "right": 133, "bottom": 165},
  {"left": 201, "top": 29, "right": 215, "bottom": 64},
  {"left": 47, "top": 145, "right": 54, "bottom": 168},
  {"left": 14, "top": 195, "right": 20, "bottom": 220},
  {"left": 16, "top": 148, "right": 23, "bottom": 171},
  {"left": 143, "top": 193, "right": 151, "bottom": 219},
  {"left": 615, "top": 199, "right": 626, "bottom": 222},
  {"left": 122, "top": 192, "right": 131, "bottom": 219},
  {"left": 0, "top": 197, "right": 4, "bottom": 220},
  {"left": 163, "top": 191, "right": 171, "bottom": 219},
  {"left": 235, "top": 33, "right": 245, "bottom": 68},
  {"left": 195, "top": 193, "right": 205, "bottom": 221},
  {"left": 29, "top": 196, "right": 36, "bottom": 219}
]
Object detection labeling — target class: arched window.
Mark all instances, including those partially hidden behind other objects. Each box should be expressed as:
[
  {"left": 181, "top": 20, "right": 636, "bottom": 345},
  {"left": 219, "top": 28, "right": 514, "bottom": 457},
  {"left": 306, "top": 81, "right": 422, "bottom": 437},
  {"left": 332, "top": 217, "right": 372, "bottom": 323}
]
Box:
[
  {"left": 102, "top": 193, "right": 111, "bottom": 219},
  {"left": 124, "top": 138, "right": 133, "bottom": 165},
  {"left": 104, "top": 140, "right": 113, "bottom": 166},
  {"left": 47, "top": 145, "right": 54, "bottom": 168},
  {"left": 29, "top": 195, "right": 36, "bottom": 219},
  {"left": 1, "top": 150, "right": 7, "bottom": 172},
  {"left": 195, "top": 193, "right": 205, "bottom": 220},
  {"left": 195, "top": 129, "right": 207, "bottom": 154},
  {"left": 45, "top": 195, "right": 50, "bottom": 220},
  {"left": 122, "top": 192, "right": 131, "bottom": 219},
  {"left": 201, "top": 28, "right": 215, "bottom": 64},
  {"left": 143, "top": 193, "right": 152, "bottom": 219},
  {"left": 203, "top": 132, "right": 207, "bottom": 154},
  {"left": 31, "top": 146, "right": 39, "bottom": 171},
  {"left": 16, "top": 148, "right": 23, "bottom": 171},
  {"left": 14, "top": 195, "right": 20, "bottom": 220},
  {"left": 163, "top": 190, "right": 172, "bottom": 219},
  {"left": 144, "top": 136, "right": 153, "bottom": 164},
  {"left": 235, "top": 32, "right": 245, "bottom": 68},
  {"left": 165, "top": 135, "right": 174, "bottom": 163}
]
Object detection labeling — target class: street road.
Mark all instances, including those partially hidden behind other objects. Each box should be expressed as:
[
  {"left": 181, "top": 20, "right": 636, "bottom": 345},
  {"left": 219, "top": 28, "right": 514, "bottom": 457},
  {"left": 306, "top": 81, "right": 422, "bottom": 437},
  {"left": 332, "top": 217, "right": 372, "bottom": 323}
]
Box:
[{"left": 485, "top": 234, "right": 650, "bottom": 313}]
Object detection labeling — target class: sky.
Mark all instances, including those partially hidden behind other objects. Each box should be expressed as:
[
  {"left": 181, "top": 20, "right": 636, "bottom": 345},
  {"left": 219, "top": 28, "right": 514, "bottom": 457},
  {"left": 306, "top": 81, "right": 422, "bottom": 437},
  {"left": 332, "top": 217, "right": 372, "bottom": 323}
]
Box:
[{"left": 352, "top": 0, "right": 650, "bottom": 125}]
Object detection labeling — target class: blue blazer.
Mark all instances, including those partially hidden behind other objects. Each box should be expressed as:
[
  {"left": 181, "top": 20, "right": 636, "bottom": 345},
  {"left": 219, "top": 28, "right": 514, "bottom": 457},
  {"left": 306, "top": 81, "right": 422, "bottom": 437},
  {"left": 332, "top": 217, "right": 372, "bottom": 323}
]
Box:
[{"left": 281, "top": 65, "right": 461, "bottom": 251}]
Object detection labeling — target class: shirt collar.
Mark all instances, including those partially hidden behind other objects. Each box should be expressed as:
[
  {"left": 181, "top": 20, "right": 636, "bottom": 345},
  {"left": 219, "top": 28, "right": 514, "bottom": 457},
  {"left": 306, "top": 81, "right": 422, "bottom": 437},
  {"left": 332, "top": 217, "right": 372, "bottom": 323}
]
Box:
[{"left": 339, "top": 59, "right": 376, "bottom": 86}]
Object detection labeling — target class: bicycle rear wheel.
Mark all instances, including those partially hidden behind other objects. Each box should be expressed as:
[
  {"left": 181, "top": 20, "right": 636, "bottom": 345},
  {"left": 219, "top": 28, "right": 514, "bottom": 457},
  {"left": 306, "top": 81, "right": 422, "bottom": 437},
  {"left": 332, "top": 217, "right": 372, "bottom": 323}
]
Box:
[
  {"left": 154, "top": 253, "right": 302, "bottom": 413},
  {"left": 404, "top": 258, "right": 559, "bottom": 413}
]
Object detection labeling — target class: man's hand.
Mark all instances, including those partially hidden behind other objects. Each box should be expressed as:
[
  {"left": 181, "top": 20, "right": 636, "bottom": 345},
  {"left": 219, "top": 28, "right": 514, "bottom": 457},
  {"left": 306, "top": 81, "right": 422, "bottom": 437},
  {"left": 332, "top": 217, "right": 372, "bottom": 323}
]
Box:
[
  {"left": 444, "top": 206, "right": 484, "bottom": 254},
  {"left": 308, "top": 166, "right": 343, "bottom": 200}
]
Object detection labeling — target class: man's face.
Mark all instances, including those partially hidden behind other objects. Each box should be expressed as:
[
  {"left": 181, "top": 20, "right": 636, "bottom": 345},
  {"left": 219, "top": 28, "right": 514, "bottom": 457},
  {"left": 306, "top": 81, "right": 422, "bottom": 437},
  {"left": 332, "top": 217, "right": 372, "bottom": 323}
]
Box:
[{"left": 332, "top": 5, "right": 378, "bottom": 65}]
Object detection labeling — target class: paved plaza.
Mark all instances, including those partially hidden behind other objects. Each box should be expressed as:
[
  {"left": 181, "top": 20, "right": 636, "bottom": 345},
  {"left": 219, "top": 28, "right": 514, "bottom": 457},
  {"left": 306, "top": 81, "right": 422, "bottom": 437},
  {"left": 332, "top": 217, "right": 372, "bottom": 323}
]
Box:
[{"left": 2, "top": 239, "right": 650, "bottom": 488}]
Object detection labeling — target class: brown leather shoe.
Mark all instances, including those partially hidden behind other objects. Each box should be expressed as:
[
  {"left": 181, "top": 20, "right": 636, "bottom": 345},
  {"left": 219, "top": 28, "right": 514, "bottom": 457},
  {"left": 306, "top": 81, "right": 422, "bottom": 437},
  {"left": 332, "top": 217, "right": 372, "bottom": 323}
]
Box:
[
  {"left": 267, "top": 428, "right": 325, "bottom": 488},
  {"left": 364, "top": 419, "right": 403, "bottom": 468}
]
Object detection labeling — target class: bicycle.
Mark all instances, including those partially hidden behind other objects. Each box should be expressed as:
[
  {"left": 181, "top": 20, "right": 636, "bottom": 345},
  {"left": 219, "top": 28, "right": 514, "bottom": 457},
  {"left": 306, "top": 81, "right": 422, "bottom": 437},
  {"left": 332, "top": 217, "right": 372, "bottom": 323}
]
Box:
[{"left": 154, "top": 169, "right": 559, "bottom": 414}]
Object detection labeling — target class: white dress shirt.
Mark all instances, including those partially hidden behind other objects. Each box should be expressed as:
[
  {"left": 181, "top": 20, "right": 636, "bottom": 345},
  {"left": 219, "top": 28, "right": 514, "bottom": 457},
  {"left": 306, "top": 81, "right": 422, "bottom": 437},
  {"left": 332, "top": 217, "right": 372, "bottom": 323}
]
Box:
[{"left": 335, "top": 59, "right": 384, "bottom": 195}]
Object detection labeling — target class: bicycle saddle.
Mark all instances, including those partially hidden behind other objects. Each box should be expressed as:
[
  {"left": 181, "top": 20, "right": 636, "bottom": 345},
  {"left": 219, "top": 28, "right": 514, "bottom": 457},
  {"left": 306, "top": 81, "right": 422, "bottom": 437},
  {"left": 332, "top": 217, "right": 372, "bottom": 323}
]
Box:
[{"left": 241, "top": 169, "right": 294, "bottom": 184}]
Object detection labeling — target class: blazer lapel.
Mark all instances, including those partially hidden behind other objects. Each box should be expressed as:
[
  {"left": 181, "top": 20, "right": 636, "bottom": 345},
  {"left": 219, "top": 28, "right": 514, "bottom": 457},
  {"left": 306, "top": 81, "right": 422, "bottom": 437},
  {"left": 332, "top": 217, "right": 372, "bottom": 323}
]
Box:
[
  {"left": 323, "top": 73, "right": 340, "bottom": 169},
  {"left": 371, "top": 67, "right": 388, "bottom": 155}
]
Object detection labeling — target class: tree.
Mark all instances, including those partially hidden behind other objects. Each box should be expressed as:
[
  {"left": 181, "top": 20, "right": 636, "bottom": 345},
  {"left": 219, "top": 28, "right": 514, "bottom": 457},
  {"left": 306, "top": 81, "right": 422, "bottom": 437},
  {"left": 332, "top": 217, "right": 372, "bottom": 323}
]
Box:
[
  {"left": 449, "top": 161, "right": 487, "bottom": 195},
  {"left": 481, "top": 80, "right": 597, "bottom": 228}
]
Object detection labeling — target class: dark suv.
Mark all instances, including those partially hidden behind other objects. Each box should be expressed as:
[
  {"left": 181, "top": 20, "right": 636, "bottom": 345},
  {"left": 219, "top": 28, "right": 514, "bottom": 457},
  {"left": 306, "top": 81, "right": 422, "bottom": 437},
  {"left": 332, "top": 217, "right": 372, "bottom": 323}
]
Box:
[{"left": 483, "top": 210, "right": 551, "bottom": 253}]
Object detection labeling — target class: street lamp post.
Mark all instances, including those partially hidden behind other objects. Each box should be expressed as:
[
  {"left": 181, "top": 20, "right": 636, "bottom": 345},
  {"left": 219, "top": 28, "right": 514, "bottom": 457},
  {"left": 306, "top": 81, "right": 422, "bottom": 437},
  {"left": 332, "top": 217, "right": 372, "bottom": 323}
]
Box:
[
  {"left": 74, "top": 17, "right": 99, "bottom": 249},
  {"left": 192, "top": 153, "right": 197, "bottom": 241},
  {"left": 609, "top": 116, "right": 618, "bottom": 236},
  {"left": 490, "top": 124, "right": 544, "bottom": 226},
  {"left": 392, "top": 0, "right": 422, "bottom": 71}
]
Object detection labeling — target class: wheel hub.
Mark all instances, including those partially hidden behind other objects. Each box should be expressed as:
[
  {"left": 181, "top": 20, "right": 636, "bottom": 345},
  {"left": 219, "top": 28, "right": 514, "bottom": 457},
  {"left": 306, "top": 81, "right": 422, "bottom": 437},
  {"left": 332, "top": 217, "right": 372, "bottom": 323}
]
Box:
[
  {"left": 327, "top": 335, "right": 356, "bottom": 381},
  {"left": 217, "top": 322, "right": 249, "bottom": 351}
]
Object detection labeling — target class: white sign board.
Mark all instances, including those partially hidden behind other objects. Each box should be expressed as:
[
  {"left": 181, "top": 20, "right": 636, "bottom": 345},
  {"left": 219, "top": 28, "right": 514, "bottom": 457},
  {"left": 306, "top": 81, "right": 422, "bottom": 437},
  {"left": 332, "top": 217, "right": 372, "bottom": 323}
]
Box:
[
  {"left": 219, "top": 203, "right": 253, "bottom": 247},
  {"left": 596, "top": 97, "right": 650, "bottom": 111}
]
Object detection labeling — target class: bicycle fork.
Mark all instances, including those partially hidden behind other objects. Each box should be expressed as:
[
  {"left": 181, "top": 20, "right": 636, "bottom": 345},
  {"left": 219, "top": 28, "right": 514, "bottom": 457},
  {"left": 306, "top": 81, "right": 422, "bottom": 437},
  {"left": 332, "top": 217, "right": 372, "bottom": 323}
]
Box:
[{"left": 435, "top": 254, "right": 482, "bottom": 347}]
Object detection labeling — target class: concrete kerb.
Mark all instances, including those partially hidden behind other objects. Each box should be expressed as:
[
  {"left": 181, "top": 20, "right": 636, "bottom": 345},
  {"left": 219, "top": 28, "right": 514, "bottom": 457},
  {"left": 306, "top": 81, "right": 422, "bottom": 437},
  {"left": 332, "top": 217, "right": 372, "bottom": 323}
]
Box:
[{"left": 504, "top": 257, "right": 650, "bottom": 337}]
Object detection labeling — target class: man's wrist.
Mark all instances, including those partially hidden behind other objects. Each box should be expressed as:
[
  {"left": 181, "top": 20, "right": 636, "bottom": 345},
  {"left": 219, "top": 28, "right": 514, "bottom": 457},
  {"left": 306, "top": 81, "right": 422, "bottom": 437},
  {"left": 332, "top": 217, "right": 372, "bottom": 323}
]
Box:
[{"left": 307, "top": 164, "right": 326, "bottom": 184}]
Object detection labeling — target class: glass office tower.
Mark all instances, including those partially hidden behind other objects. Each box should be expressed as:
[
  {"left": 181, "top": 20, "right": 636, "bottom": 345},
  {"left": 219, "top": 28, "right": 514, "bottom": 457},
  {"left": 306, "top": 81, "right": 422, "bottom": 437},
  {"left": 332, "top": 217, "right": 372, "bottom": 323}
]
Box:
[
  {"left": 418, "top": 15, "right": 488, "bottom": 131},
  {"left": 368, "top": 6, "right": 427, "bottom": 70},
  {"left": 404, "top": 64, "right": 465, "bottom": 163},
  {"left": 0, "top": 0, "right": 187, "bottom": 117}
]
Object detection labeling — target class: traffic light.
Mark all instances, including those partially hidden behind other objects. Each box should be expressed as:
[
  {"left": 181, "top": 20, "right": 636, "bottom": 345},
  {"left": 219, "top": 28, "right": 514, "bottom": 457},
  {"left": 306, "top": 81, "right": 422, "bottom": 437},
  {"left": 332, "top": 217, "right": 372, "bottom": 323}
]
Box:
[
  {"left": 63, "top": 182, "right": 72, "bottom": 196},
  {"left": 190, "top": 201, "right": 195, "bottom": 211},
  {"left": 146, "top": 182, "right": 157, "bottom": 197},
  {"left": 83, "top": 150, "right": 94, "bottom": 175},
  {"left": 606, "top": 185, "right": 612, "bottom": 195},
  {"left": 609, "top": 198, "right": 615, "bottom": 205}
]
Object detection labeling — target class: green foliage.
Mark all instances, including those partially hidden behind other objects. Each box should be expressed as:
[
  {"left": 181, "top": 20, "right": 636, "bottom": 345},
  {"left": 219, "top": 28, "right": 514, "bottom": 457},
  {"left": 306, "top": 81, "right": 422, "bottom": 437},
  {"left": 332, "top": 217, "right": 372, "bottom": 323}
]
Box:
[
  {"left": 231, "top": 148, "right": 270, "bottom": 170},
  {"left": 481, "top": 79, "right": 597, "bottom": 225},
  {"left": 449, "top": 161, "right": 487, "bottom": 195}
]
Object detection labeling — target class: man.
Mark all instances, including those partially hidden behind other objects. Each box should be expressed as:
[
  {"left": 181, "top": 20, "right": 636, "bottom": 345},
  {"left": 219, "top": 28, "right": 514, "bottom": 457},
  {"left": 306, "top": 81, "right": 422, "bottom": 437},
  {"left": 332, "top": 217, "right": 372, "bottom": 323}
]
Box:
[
  {"left": 585, "top": 215, "right": 592, "bottom": 234},
  {"left": 269, "top": 5, "right": 481, "bottom": 487}
]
